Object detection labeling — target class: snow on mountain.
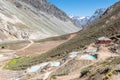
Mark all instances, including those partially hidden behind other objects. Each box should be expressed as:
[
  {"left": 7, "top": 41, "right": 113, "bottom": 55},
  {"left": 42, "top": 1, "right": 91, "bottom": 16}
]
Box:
[
  {"left": 70, "top": 8, "right": 106, "bottom": 28},
  {"left": 70, "top": 16, "right": 90, "bottom": 28},
  {"left": 88, "top": 8, "right": 106, "bottom": 23}
]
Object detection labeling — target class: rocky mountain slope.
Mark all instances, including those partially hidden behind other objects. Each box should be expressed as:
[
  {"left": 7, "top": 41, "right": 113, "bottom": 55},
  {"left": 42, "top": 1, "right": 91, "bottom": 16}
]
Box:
[
  {"left": 70, "top": 8, "right": 106, "bottom": 28},
  {"left": 0, "top": 0, "right": 79, "bottom": 41},
  {"left": 88, "top": 8, "right": 106, "bottom": 23},
  {"left": 70, "top": 16, "right": 90, "bottom": 28}
]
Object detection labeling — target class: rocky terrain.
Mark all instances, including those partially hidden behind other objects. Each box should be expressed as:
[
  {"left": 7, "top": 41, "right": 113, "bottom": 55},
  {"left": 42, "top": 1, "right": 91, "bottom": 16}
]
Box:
[{"left": 0, "top": 0, "right": 79, "bottom": 42}]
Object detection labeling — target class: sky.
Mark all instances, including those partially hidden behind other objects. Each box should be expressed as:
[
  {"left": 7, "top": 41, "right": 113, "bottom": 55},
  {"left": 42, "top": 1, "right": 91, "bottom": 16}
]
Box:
[{"left": 48, "top": 0, "right": 119, "bottom": 16}]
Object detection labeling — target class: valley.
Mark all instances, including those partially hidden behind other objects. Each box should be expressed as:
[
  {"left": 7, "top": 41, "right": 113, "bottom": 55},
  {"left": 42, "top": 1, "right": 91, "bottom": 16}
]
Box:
[
  {"left": 0, "top": 34, "right": 119, "bottom": 80},
  {"left": 0, "top": 33, "right": 77, "bottom": 80},
  {"left": 0, "top": 0, "right": 120, "bottom": 80}
]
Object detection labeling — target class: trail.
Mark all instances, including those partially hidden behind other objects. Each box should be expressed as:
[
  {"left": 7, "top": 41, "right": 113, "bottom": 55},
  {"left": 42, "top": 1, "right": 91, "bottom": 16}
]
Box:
[
  {"left": 0, "top": 40, "right": 35, "bottom": 80},
  {"left": 67, "top": 33, "right": 77, "bottom": 40},
  {"left": 15, "top": 40, "right": 34, "bottom": 52},
  {"left": 0, "top": 40, "right": 34, "bottom": 53},
  {"left": 0, "top": 40, "right": 34, "bottom": 64},
  {"left": 0, "top": 33, "right": 77, "bottom": 55},
  {"left": 0, "top": 34, "right": 78, "bottom": 80}
]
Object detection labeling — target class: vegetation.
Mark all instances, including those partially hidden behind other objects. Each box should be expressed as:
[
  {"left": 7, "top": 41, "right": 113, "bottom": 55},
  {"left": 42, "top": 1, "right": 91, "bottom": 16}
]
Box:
[
  {"left": 79, "top": 56, "right": 120, "bottom": 80},
  {"left": 4, "top": 57, "right": 28, "bottom": 70},
  {"left": 50, "top": 75, "right": 57, "bottom": 80}
]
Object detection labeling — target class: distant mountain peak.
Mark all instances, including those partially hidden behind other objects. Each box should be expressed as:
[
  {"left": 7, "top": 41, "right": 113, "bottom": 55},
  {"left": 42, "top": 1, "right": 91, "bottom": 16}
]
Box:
[
  {"left": 70, "top": 8, "right": 106, "bottom": 28},
  {"left": 94, "top": 8, "right": 106, "bottom": 13}
]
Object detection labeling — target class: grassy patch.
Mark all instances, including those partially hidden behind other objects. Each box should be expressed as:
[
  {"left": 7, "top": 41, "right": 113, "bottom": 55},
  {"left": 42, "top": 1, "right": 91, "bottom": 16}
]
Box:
[{"left": 4, "top": 57, "right": 28, "bottom": 70}]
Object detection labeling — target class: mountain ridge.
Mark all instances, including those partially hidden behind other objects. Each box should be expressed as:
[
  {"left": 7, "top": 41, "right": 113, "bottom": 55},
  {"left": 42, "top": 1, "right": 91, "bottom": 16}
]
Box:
[
  {"left": 0, "top": 0, "right": 79, "bottom": 42},
  {"left": 70, "top": 8, "right": 106, "bottom": 28}
]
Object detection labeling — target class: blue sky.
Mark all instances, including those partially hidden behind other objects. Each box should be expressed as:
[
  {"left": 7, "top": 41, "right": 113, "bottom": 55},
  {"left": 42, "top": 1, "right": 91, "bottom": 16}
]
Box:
[{"left": 48, "top": 0, "right": 119, "bottom": 16}]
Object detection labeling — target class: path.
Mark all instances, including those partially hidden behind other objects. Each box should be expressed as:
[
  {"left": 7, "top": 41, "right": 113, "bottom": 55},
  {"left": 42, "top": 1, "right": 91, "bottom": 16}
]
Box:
[
  {"left": 67, "top": 33, "right": 77, "bottom": 40},
  {"left": 0, "top": 40, "right": 35, "bottom": 80},
  {"left": 15, "top": 40, "right": 34, "bottom": 52},
  {"left": 0, "top": 40, "right": 34, "bottom": 61},
  {"left": 16, "top": 33, "right": 78, "bottom": 56}
]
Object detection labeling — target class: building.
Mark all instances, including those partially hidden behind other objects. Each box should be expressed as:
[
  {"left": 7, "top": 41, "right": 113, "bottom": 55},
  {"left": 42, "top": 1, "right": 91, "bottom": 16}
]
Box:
[{"left": 98, "top": 36, "right": 111, "bottom": 44}]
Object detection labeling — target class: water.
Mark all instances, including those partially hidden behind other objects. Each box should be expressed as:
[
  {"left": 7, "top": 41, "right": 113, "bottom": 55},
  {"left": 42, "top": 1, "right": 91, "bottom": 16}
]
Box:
[
  {"left": 81, "top": 54, "right": 96, "bottom": 60},
  {"left": 27, "top": 62, "right": 49, "bottom": 72},
  {"left": 27, "top": 61, "right": 61, "bottom": 72}
]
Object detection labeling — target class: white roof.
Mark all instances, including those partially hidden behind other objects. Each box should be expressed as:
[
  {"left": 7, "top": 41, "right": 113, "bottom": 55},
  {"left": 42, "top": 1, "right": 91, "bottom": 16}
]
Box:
[
  {"left": 69, "top": 51, "right": 79, "bottom": 58},
  {"left": 98, "top": 36, "right": 111, "bottom": 40},
  {"left": 50, "top": 62, "right": 60, "bottom": 67}
]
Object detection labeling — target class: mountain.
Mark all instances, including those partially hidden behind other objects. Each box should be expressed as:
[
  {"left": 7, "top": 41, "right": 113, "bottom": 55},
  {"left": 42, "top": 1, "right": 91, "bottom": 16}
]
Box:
[
  {"left": 88, "top": 8, "right": 106, "bottom": 23},
  {"left": 70, "top": 16, "right": 90, "bottom": 28},
  {"left": 70, "top": 8, "right": 106, "bottom": 28},
  {"left": 0, "top": 0, "right": 79, "bottom": 41}
]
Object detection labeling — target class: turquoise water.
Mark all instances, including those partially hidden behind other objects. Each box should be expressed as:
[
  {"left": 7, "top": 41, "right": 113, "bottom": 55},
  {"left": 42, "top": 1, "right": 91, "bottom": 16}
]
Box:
[
  {"left": 27, "top": 61, "right": 61, "bottom": 72},
  {"left": 27, "top": 62, "right": 49, "bottom": 72},
  {"left": 28, "top": 65, "right": 41, "bottom": 72},
  {"left": 81, "top": 54, "right": 96, "bottom": 60}
]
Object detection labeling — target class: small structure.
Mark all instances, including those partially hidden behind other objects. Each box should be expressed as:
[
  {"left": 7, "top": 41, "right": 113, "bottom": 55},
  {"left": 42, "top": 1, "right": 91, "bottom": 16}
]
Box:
[
  {"left": 50, "top": 61, "right": 60, "bottom": 67},
  {"left": 69, "top": 51, "right": 79, "bottom": 58},
  {"left": 85, "top": 48, "right": 98, "bottom": 53},
  {"left": 98, "top": 36, "right": 111, "bottom": 44}
]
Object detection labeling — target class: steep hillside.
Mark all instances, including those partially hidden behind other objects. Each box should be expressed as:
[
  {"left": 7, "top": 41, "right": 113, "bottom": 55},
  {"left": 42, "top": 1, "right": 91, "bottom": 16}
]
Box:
[
  {"left": 88, "top": 8, "right": 106, "bottom": 23},
  {"left": 0, "top": 0, "right": 79, "bottom": 41},
  {"left": 77, "top": 56, "right": 120, "bottom": 80}
]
